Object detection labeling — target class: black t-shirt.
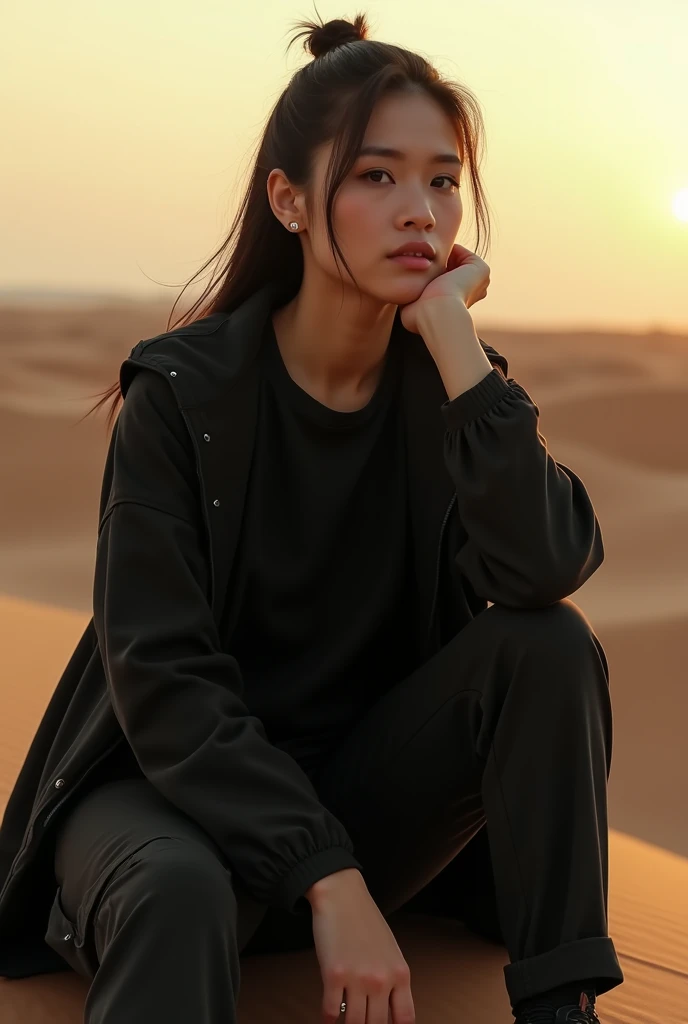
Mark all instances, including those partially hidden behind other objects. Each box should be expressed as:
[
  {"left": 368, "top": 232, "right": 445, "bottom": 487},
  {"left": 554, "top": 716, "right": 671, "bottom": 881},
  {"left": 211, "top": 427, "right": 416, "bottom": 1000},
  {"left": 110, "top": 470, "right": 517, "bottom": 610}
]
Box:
[{"left": 223, "top": 315, "right": 416, "bottom": 780}]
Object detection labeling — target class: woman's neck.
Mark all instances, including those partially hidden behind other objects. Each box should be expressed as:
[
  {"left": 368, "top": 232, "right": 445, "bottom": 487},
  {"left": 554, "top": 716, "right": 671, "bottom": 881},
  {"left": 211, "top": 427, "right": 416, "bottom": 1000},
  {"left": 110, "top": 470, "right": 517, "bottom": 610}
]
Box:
[{"left": 271, "top": 279, "right": 397, "bottom": 412}]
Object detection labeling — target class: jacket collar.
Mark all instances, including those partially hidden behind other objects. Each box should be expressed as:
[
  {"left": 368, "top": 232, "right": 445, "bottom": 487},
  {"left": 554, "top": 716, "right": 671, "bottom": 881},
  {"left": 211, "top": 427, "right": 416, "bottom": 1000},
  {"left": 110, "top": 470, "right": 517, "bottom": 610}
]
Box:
[{"left": 124, "top": 279, "right": 455, "bottom": 655}]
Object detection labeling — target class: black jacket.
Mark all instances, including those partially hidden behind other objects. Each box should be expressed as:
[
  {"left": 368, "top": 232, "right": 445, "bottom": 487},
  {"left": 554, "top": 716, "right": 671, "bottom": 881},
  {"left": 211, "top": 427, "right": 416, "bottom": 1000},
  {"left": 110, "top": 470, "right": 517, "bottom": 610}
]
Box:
[{"left": 0, "top": 280, "right": 604, "bottom": 978}]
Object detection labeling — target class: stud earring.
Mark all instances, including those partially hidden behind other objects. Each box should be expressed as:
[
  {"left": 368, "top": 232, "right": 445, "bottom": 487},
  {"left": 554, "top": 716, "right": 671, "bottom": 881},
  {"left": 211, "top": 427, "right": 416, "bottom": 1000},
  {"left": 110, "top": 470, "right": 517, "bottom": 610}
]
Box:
[{"left": 289, "top": 221, "right": 299, "bottom": 230}]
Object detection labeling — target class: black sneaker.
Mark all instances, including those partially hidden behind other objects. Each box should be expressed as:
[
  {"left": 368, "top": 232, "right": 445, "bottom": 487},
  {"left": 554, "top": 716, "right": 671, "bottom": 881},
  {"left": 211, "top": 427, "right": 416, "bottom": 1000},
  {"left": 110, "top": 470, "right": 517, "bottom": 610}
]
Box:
[{"left": 514, "top": 991, "right": 601, "bottom": 1023}]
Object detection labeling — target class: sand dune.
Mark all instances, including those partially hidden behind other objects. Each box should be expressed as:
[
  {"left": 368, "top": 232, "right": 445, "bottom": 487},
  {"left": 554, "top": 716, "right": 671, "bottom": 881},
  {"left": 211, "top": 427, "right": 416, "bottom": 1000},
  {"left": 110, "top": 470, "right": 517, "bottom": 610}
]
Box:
[
  {"left": 1, "top": 304, "right": 688, "bottom": 1021},
  {"left": 540, "top": 388, "right": 688, "bottom": 473}
]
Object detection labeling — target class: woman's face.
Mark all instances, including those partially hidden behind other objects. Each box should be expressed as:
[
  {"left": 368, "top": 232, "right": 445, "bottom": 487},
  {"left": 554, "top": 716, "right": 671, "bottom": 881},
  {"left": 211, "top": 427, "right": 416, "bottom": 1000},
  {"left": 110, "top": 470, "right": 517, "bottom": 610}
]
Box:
[{"left": 304, "top": 89, "right": 464, "bottom": 306}]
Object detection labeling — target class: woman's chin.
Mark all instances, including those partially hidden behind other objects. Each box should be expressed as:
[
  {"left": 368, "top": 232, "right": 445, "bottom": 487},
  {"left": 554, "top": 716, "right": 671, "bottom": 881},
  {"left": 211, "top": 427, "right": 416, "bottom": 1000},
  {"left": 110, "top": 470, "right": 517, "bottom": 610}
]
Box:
[
  {"left": 349, "top": 269, "right": 429, "bottom": 307},
  {"left": 370, "top": 280, "right": 428, "bottom": 307},
  {"left": 391, "top": 285, "right": 428, "bottom": 307}
]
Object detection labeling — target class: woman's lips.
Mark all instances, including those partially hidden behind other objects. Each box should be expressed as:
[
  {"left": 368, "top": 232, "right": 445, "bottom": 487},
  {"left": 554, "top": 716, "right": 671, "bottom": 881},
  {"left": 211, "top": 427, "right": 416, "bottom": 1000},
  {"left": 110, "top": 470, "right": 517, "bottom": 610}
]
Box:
[{"left": 388, "top": 255, "right": 433, "bottom": 269}]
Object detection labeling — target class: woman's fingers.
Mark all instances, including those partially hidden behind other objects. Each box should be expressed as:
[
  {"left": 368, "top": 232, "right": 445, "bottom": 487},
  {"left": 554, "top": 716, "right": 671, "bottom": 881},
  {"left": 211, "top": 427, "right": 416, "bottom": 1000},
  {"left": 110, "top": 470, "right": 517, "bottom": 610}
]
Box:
[
  {"left": 340, "top": 985, "right": 366, "bottom": 1024},
  {"left": 364, "top": 989, "right": 393, "bottom": 1023},
  {"left": 389, "top": 981, "right": 416, "bottom": 1024},
  {"left": 321, "top": 978, "right": 346, "bottom": 1022}
]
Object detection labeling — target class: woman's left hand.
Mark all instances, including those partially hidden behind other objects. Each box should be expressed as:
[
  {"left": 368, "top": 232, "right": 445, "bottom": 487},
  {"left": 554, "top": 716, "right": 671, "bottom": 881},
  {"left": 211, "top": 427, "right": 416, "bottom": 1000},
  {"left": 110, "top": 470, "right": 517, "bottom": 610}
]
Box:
[{"left": 399, "top": 243, "right": 491, "bottom": 334}]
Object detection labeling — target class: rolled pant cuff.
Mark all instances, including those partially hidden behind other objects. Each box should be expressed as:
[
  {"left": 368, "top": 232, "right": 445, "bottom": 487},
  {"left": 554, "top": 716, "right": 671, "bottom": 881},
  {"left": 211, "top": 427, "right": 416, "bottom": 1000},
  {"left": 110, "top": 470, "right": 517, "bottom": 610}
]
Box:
[{"left": 503, "top": 936, "right": 625, "bottom": 1006}]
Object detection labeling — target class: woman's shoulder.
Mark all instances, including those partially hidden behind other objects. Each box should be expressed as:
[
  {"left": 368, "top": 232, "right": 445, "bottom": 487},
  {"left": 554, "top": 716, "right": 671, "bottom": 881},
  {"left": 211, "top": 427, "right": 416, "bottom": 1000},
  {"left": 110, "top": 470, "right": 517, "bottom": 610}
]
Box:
[
  {"left": 119, "top": 312, "right": 231, "bottom": 402},
  {"left": 134, "top": 311, "right": 232, "bottom": 360},
  {"left": 120, "top": 300, "right": 266, "bottom": 408}
]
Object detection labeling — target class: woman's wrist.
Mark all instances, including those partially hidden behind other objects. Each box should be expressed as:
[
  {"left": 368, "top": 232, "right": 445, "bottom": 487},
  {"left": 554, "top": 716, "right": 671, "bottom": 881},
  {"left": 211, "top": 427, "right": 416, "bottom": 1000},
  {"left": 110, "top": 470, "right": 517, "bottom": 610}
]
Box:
[{"left": 304, "top": 867, "right": 366, "bottom": 907}]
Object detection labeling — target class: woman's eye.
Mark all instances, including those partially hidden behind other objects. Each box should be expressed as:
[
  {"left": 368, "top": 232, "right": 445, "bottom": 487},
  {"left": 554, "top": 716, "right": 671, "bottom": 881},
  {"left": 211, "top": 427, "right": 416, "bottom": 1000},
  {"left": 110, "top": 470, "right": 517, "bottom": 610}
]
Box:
[
  {"left": 363, "top": 169, "right": 393, "bottom": 184},
  {"left": 362, "top": 170, "right": 460, "bottom": 190}
]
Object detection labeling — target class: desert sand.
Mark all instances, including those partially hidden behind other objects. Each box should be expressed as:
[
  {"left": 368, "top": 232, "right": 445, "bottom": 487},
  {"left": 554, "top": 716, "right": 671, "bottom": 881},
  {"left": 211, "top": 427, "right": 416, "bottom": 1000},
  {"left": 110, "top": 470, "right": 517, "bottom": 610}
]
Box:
[{"left": 1, "top": 300, "right": 687, "bottom": 1022}]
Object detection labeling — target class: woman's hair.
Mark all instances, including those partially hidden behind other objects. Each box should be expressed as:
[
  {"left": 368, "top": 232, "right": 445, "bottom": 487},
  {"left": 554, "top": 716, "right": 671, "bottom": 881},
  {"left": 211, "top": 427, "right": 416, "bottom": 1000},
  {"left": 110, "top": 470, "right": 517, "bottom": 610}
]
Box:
[{"left": 85, "top": 8, "right": 492, "bottom": 431}]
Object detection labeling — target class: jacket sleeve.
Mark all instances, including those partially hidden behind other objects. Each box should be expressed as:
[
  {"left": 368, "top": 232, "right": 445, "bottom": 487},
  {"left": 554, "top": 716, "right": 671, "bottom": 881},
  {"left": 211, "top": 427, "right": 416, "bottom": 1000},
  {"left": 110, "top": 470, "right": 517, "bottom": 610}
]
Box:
[
  {"left": 93, "top": 367, "right": 363, "bottom": 914},
  {"left": 439, "top": 340, "right": 604, "bottom": 608}
]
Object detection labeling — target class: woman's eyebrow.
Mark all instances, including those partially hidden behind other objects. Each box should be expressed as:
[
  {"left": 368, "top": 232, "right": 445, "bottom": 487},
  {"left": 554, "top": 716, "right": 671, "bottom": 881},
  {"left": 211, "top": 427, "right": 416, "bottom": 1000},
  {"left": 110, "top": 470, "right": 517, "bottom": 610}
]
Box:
[{"left": 358, "top": 145, "right": 462, "bottom": 167}]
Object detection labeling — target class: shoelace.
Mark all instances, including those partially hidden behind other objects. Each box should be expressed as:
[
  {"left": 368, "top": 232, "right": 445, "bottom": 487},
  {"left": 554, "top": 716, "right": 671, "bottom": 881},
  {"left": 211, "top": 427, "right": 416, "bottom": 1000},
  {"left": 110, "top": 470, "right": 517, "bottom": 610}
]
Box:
[{"left": 572, "top": 994, "right": 601, "bottom": 1023}]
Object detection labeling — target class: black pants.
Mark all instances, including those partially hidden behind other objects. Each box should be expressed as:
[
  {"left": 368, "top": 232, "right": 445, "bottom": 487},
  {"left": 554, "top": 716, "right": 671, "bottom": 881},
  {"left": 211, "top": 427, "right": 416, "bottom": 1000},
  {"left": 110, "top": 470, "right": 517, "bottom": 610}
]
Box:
[{"left": 45, "top": 598, "right": 624, "bottom": 1022}]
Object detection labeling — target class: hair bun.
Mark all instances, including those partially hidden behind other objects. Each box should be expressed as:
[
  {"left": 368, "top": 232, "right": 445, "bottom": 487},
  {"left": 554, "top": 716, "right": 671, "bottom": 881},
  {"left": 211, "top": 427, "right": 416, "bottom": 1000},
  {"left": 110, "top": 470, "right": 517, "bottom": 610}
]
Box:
[{"left": 306, "top": 13, "right": 369, "bottom": 59}]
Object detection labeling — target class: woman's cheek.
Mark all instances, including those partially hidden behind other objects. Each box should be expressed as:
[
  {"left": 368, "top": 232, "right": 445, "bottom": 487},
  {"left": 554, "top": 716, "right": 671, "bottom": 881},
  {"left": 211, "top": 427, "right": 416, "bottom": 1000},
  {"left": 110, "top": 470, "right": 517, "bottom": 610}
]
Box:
[{"left": 338, "top": 195, "right": 377, "bottom": 245}]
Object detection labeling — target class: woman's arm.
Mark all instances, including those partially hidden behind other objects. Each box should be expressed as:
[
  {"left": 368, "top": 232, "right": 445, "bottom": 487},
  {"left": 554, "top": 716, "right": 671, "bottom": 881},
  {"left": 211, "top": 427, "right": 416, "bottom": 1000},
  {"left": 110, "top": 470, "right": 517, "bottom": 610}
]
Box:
[
  {"left": 93, "top": 368, "right": 362, "bottom": 912},
  {"left": 419, "top": 302, "right": 603, "bottom": 608}
]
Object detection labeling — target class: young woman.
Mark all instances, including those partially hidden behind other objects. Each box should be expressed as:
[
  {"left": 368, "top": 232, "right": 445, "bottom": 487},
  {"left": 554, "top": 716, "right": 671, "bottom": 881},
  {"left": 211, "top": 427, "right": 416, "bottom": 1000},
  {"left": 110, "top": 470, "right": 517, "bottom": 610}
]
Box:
[{"left": 0, "top": 11, "right": 624, "bottom": 1024}]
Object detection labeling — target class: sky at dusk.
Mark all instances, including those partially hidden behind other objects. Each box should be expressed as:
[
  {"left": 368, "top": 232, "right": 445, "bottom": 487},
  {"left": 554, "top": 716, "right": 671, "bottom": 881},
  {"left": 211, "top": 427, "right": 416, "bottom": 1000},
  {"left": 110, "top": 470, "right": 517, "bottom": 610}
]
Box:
[{"left": 2, "top": 0, "right": 687, "bottom": 331}]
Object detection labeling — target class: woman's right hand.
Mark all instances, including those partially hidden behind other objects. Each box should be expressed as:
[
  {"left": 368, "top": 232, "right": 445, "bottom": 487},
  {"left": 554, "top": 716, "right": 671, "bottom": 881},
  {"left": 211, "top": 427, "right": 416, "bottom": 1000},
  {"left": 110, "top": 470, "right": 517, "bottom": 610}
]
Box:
[{"left": 307, "top": 869, "right": 416, "bottom": 1024}]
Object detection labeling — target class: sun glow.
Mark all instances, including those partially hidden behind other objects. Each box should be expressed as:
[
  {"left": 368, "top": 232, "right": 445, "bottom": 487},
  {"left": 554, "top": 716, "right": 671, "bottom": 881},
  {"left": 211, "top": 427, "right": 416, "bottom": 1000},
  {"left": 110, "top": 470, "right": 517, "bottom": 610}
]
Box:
[{"left": 671, "top": 188, "right": 688, "bottom": 222}]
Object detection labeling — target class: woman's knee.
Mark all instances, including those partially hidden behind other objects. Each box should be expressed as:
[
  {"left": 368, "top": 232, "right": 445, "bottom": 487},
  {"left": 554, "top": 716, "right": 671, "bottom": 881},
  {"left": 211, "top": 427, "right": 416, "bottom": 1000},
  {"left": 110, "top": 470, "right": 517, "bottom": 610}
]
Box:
[
  {"left": 480, "top": 598, "right": 610, "bottom": 701},
  {"left": 86, "top": 837, "right": 244, "bottom": 977},
  {"left": 106, "top": 836, "right": 239, "bottom": 926},
  {"left": 485, "top": 597, "right": 598, "bottom": 652}
]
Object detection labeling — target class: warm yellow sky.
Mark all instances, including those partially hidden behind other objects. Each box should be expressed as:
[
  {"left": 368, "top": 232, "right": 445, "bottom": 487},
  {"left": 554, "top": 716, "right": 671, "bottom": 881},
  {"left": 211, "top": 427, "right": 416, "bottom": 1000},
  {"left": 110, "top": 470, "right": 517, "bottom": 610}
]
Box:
[{"left": 2, "top": 1, "right": 687, "bottom": 330}]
